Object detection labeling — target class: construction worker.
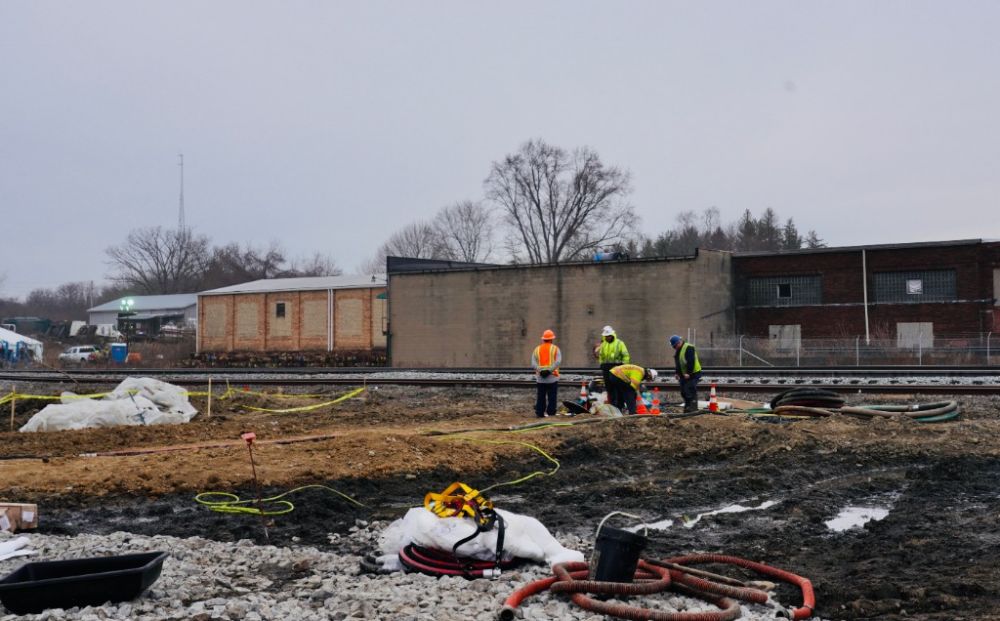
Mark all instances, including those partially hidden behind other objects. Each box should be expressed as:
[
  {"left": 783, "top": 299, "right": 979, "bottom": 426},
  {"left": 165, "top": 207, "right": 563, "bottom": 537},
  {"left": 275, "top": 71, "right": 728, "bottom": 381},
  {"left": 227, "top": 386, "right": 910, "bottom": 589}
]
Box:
[
  {"left": 608, "top": 364, "right": 658, "bottom": 415},
  {"left": 532, "top": 329, "right": 562, "bottom": 418},
  {"left": 594, "top": 325, "right": 630, "bottom": 407},
  {"left": 670, "top": 335, "right": 702, "bottom": 413}
]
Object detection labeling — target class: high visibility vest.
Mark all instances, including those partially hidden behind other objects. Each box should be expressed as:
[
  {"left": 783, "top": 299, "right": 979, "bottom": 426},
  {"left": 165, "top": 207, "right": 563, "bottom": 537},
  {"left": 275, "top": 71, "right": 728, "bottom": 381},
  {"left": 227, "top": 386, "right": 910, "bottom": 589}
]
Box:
[
  {"left": 598, "top": 338, "right": 630, "bottom": 364},
  {"left": 533, "top": 342, "right": 560, "bottom": 376},
  {"left": 678, "top": 342, "right": 702, "bottom": 375},
  {"left": 611, "top": 364, "right": 645, "bottom": 392}
]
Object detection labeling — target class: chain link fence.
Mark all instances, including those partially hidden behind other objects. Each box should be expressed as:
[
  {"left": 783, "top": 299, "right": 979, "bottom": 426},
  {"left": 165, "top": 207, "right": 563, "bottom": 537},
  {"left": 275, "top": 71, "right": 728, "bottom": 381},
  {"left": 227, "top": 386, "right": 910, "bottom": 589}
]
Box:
[{"left": 695, "top": 333, "right": 1000, "bottom": 367}]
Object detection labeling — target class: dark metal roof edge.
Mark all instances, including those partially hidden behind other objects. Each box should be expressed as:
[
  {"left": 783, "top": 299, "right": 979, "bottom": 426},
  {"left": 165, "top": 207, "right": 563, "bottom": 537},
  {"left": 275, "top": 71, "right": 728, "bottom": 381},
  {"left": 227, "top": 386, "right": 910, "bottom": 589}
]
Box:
[
  {"left": 733, "top": 239, "right": 986, "bottom": 258},
  {"left": 386, "top": 249, "right": 717, "bottom": 277}
]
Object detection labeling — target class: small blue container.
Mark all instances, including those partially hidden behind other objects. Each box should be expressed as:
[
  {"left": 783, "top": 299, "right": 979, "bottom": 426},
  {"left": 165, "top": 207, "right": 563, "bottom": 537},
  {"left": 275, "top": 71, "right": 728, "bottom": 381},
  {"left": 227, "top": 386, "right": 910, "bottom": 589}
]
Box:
[{"left": 109, "top": 343, "right": 128, "bottom": 364}]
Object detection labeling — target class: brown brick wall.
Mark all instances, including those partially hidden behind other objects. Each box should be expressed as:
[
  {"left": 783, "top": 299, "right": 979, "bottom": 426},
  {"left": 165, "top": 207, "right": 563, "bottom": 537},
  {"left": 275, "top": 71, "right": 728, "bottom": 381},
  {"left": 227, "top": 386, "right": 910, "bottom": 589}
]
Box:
[{"left": 734, "top": 242, "right": 1000, "bottom": 337}]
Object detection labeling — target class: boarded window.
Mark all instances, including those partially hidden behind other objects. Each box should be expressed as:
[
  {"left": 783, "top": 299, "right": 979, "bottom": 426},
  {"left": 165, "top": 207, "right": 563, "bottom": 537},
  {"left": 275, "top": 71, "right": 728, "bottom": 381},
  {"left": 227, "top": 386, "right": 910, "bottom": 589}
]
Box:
[
  {"left": 301, "top": 300, "right": 328, "bottom": 338},
  {"left": 275, "top": 302, "right": 286, "bottom": 318},
  {"left": 744, "top": 275, "right": 821, "bottom": 307},
  {"left": 236, "top": 302, "right": 259, "bottom": 339},
  {"left": 873, "top": 270, "right": 955, "bottom": 303},
  {"left": 897, "top": 322, "right": 933, "bottom": 349},
  {"left": 768, "top": 324, "right": 801, "bottom": 350}
]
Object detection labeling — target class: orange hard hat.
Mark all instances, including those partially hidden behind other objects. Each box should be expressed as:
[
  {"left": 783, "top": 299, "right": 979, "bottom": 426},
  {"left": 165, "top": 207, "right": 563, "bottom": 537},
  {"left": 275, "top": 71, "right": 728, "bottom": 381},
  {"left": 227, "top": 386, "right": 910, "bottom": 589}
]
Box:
[{"left": 541, "top": 329, "right": 556, "bottom": 340}]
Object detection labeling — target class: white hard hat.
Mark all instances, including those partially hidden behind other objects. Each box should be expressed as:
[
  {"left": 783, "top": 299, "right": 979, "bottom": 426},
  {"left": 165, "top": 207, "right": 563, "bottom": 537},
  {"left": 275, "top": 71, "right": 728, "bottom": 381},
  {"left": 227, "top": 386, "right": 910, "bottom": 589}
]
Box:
[
  {"left": 647, "top": 368, "right": 659, "bottom": 380},
  {"left": 601, "top": 325, "right": 615, "bottom": 337}
]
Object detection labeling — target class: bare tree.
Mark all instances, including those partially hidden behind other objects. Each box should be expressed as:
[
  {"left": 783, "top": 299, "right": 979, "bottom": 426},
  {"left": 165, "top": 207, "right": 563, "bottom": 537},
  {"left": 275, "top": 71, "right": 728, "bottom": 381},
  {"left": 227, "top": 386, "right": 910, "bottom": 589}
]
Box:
[
  {"left": 362, "top": 221, "right": 453, "bottom": 274},
  {"left": 287, "top": 252, "right": 343, "bottom": 277},
  {"left": 432, "top": 200, "right": 495, "bottom": 263},
  {"left": 201, "top": 241, "right": 290, "bottom": 288},
  {"left": 485, "top": 139, "right": 635, "bottom": 264},
  {"left": 105, "top": 226, "right": 210, "bottom": 294}
]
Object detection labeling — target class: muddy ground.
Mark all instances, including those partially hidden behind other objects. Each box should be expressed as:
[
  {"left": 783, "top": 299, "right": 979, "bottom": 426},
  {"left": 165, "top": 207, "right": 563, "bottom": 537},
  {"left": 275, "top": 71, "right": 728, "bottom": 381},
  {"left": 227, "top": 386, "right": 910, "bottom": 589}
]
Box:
[{"left": 1, "top": 383, "right": 999, "bottom": 620}]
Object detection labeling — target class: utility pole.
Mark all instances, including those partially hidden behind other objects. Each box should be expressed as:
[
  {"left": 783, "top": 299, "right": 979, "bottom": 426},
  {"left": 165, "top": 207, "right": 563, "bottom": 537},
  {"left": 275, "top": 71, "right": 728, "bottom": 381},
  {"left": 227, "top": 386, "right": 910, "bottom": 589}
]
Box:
[{"left": 178, "top": 153, "right": 185, "bottom": 232}]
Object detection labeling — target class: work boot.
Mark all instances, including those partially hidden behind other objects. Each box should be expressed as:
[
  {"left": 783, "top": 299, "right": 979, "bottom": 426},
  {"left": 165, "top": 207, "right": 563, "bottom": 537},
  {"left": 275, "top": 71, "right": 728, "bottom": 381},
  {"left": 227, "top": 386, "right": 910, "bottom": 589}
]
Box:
[{"left": 684, "top": 401, "right": 698, "bottom": 413}]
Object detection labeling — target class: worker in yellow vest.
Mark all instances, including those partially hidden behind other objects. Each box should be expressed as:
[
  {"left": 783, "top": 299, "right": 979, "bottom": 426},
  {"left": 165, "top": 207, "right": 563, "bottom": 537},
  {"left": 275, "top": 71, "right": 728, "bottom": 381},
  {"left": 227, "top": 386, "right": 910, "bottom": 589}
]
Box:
[
  {"left": 670, "top": 335, "right": 703, "bottom": 413},
  {"left": 608, "top": 364, "right": 658, "bottom": 415},
  {"left": 594, "top": 325, "right": 630, "bottom": 406},
  {"left": 532, "top": 329, "right": 562, "bottom": 418}
]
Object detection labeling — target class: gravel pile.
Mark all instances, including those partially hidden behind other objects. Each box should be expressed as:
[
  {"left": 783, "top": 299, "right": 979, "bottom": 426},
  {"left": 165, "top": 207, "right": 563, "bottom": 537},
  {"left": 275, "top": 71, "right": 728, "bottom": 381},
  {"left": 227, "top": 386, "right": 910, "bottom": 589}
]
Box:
[{"left": 0, "top": 525, "right": 811, "bottom": 621}]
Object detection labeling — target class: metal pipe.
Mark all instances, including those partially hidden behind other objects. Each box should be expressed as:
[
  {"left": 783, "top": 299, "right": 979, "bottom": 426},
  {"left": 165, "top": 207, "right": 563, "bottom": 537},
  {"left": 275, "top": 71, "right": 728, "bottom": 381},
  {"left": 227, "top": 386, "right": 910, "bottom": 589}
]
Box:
[
  {"left": 862, "top": 249, "right": 870, "bottom": 345},
  {"left": 738, "top": 335, "right": 744, "bottom": 367},
  {"left": 855, "top": 335, "right": 861, "bottom": 366}
]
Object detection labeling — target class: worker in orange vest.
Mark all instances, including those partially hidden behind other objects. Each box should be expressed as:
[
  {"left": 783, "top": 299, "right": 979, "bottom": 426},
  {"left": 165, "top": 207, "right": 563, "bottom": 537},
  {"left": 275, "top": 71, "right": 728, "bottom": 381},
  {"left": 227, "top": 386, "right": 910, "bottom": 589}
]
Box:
[
  {"left": 608, "top": 364, "right": 658, "bottom": 415},
  {"left": 532, "top": 329, "right": 562, "bottom": 418}
]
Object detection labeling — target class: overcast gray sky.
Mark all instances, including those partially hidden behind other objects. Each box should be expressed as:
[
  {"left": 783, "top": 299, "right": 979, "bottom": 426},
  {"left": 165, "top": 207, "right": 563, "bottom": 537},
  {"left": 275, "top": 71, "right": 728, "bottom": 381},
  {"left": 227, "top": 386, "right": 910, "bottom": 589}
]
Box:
[{"left": 2, "top": 1, "right": 998, "bottom": 298}]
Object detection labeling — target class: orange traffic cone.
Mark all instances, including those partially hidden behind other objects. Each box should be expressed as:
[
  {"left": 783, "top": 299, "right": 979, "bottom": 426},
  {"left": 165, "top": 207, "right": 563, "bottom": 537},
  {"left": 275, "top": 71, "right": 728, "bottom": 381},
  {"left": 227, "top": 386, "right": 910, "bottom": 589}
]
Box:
[
  {"left": 650, "top": 388, "right": 661, "bottom": 415},
  {"left": 709, "top": 384, "right": 719, "bottom": 412},
  {"left": 635, "top": 392, "right": 648, "bottom": 415},
  {"left": 578, "top": 382, "right": 589, "bottom": 405}
]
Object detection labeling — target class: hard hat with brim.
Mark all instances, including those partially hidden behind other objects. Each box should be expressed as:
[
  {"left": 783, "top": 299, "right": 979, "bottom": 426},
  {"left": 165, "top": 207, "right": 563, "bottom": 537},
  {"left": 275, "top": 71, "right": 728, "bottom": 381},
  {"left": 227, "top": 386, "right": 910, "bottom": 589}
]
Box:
[
  {"left": 542, "top": 329, "right": 556, "bottom": 340},
  {"left": 601, "top": 326, "right": 615, "bottom": 337}
]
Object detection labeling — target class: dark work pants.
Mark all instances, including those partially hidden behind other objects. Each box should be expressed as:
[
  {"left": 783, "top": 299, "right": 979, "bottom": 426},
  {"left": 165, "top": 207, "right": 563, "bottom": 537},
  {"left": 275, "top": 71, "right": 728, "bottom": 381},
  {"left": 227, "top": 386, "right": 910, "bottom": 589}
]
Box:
[
  {"left": 607, "top": 374, "right": 636, "bottom": 415},
  {"left": 600, "top": 363, "right": 619, "bottom": 406},
  {"left": 680, "top": 373, "right": 701, "bottom": 411},
  {"left": 535, "top": 382, "right": 558, "bottom": 417}
]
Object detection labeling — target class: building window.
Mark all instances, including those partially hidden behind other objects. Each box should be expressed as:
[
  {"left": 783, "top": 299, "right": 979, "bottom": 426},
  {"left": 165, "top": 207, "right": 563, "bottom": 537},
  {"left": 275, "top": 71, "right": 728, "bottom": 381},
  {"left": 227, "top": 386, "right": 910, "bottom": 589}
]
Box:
[
  {"left": 744, "top": 275, "right": 822, "bottom": 307},
  {"left": 275, "top": 302, "right": 286, "bottom": 318},
  {"left": 873, "top": 270, "right": 955, "bottom": 303}
]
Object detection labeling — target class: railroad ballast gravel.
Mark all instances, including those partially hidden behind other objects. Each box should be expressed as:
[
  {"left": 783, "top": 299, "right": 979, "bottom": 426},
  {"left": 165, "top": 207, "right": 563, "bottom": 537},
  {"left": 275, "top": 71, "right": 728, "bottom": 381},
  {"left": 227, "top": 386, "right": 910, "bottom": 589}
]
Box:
[{"left": 0, "top": 527, "right": 812, "bottom": 621}]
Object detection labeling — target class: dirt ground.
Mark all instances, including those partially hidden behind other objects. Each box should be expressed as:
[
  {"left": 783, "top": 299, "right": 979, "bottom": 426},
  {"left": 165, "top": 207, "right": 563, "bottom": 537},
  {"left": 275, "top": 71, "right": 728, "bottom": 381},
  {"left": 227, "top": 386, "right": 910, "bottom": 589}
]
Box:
[{"left": 2, "top": 382, "right": 999, "bottom": 620}]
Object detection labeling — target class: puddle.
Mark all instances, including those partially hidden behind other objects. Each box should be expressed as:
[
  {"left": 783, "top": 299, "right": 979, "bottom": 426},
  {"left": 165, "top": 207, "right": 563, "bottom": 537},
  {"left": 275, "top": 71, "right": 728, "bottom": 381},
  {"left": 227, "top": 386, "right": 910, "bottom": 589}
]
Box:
[
  {"left": 633, "top": 500, "right": 779, "bottom": 532},
  {"left": 825, "top": 506, "right": 890, "bottom": 532}
]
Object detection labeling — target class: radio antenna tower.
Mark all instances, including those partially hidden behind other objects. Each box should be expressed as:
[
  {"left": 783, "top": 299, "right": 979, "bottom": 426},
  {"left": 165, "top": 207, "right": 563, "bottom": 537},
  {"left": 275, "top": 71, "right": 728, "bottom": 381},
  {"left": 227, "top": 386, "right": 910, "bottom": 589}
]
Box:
[{"left": 178, "top": 153, "right": 186, "bottom": 232}]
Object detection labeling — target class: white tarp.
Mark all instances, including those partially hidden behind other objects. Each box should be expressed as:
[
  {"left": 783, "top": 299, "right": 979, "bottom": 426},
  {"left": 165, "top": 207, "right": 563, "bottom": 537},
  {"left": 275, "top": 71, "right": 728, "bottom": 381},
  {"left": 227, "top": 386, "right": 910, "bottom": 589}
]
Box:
[
  {"left": 0, "top": 326, "right": 43, "bottom": 361},
  {"left": 20, "top": 377, "right": 198, "bottom": 432},
  {"left": 377, "top": 507, "right": 584, "bottom": 571}
]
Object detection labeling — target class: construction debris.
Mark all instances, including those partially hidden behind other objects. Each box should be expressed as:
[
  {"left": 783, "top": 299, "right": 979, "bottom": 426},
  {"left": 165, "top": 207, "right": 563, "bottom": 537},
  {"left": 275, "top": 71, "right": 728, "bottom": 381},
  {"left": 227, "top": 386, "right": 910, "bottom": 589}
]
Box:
[{"left": 19, "top": 377, "right": 197, "bottom": 432}]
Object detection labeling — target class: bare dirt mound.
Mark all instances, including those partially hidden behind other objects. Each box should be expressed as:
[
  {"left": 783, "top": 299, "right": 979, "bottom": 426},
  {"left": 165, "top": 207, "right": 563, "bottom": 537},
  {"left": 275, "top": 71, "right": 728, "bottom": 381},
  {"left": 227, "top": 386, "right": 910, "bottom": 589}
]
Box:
[{"left": 3, "top": 384, "right": 999, "bottom": 620}]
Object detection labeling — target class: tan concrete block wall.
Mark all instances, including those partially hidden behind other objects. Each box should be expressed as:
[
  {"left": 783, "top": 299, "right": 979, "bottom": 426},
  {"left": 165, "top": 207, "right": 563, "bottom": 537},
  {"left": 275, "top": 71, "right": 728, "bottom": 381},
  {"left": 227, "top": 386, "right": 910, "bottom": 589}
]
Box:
[
  {"left": 334, "top": 289, "right": 371, "bottom": 350},
  {"left": 300, "top": 292, "right": 330, "bottom": 349},
  {"left": 264, "top": 293, "right": 297, "bottom": 350},
  {"left": 233, "top": 294, "right": 266, "bottom": 350},
  {"left": 389, "top": 251, "right": 734, "bottom": 368},
  {"left": 198, "top": 296, "right": 232, "bottom": 352}
]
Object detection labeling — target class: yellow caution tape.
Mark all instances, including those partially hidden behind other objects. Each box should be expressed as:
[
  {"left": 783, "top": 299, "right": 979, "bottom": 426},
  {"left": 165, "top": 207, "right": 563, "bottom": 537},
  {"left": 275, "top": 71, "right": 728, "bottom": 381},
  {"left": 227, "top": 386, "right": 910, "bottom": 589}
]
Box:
[{"left": 241, "top": 387, "right": 365, "bottom": 413}]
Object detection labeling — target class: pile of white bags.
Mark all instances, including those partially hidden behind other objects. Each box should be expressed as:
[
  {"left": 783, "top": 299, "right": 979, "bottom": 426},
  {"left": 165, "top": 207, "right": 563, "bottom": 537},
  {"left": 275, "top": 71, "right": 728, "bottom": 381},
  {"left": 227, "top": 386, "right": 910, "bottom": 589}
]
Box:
[
  {"left": 20, "top": 377, "right": 198, "bottom": 432},
  {"left": 376, "top": 507, "right": 584, "bottom": 571}
]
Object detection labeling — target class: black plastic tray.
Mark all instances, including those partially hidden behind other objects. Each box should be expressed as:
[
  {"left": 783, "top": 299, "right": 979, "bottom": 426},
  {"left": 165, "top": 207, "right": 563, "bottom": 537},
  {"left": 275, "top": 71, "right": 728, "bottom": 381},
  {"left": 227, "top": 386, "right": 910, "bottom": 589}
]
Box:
[{"left": 0, "top": 551, "right": 167, "bottom": 614}]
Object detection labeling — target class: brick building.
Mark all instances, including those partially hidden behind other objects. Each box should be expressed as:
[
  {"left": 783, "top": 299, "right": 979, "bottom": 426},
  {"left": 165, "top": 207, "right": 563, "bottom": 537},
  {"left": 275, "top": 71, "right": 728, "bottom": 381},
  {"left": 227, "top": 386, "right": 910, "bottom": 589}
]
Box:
[
  {"left": 197, "top": 276, "right": 387, "bottom": 353},
  {"left": 734, "top": 239, "right": 1000, "bottom": 345}
]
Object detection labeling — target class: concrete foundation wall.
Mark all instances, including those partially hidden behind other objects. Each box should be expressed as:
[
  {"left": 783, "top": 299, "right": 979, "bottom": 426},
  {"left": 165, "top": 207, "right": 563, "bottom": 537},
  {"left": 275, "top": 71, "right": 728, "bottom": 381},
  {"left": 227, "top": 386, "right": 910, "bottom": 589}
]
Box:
[{"left": 389, "top": 251, "right": 733, "bottom": 368}]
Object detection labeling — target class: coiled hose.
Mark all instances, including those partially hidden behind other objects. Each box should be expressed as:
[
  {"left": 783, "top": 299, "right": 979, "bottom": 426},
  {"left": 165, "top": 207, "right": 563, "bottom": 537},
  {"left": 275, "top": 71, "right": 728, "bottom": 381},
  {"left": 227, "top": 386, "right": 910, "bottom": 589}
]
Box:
[
  {"left": 398, "top": 544, "right": 521, "bottom": 578},
  {"left": 770, "top": 387, "right": 844, "bottom": 410},
  {"left": 840, "top": 400, "right": 960, "bottom": 422},
  {"left": 500, "top": 555, "right": 815, "bottom": 621}
]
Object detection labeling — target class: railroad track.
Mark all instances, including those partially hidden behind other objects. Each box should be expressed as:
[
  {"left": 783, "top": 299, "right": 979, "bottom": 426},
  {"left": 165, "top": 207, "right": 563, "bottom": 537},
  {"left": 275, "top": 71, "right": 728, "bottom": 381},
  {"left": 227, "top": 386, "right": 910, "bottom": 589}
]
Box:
[{"left": 1, "top": 367, "right": 998, "bottom": 394}]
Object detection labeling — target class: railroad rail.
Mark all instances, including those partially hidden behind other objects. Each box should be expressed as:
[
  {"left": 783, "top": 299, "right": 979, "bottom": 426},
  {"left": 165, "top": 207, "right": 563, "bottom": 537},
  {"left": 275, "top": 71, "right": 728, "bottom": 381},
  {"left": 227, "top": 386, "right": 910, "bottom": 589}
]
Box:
[{"left": 1, "top": 367, "right": 998, "bottom": 394}]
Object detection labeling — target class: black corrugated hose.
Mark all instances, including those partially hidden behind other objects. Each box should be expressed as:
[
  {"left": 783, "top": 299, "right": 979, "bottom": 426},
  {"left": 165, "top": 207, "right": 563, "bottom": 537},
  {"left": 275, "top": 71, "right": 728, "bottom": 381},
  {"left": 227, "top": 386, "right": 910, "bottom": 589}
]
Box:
[{"left": 769, "top": 387, "right": 845, "bottom": 410}]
